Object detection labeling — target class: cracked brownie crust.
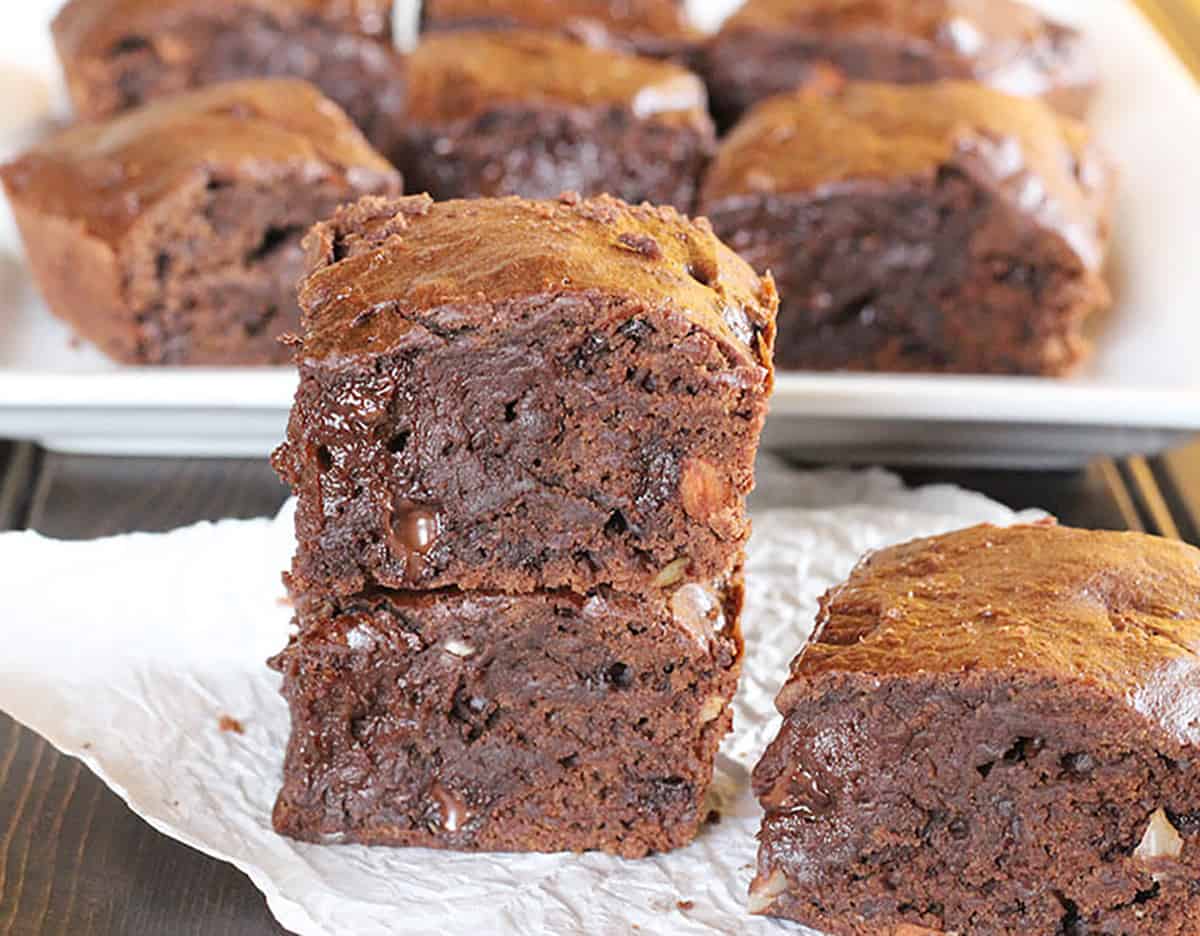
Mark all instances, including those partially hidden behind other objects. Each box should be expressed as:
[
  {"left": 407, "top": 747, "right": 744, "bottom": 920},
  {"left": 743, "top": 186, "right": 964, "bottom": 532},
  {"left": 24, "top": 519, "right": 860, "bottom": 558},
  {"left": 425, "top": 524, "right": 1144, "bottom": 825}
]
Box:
[
  {"left": 275, "top": 193, "right": 776, "bottom": 598},
  {"left": 0, "top": 79, "right": 400, "bottom": 365},
  {"left": 393, "top": 30, "right": 714, "bottom": 212},
  {"left": 751, "top": 523, "right": 1200, "bottom": 935},
  {"left": 52, "top": 0, "right": 405, "bottom": 154},
  {"left": 700, "top": 82, "right": 1112, "bottom": 375},
  {"left": 702, "top": 0, "right": 1095, "bottom": 128},
  {"left": 272, "top": 576, "right": 743, "bottom": 855}
]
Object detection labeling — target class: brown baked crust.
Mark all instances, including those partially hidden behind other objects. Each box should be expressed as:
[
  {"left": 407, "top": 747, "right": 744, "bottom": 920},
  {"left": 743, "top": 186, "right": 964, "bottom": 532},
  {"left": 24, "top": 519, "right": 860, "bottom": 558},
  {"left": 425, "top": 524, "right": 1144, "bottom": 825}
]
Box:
[
  {"left": 752, "top": 523, "right": 1200, "bottom": 934},
  {"left": 422, "top": 0, "right": 700, "bottom": 58},
  {"left": 703, "top": 81, "right": 1110, "bottom": 271},
  {"left": 272, "top": 577, "right": 744, "bottom": 855},
  {"left": 703, "top": 0, "right": 1095, "bottom": 126},
  {"left": 699, "top": 81, "right": 1111, "bottom": 375},
  {"left": 0, "top": 79, "right": 401, "bottom": 365},
  {"left": 298, "top": 193, "right": 771, "bottom": 365},
  {"left": 275, "top": 192, "right": 775, "bottom": 597},
  {"left": 3, "top": 79, "right": 396, "bottom": 248},
  {"left": 405, "top": 29, "right": 708, "bottom": 125},
  {"left": 790, "top": 523, "right": 1200, "bottom": 703}
]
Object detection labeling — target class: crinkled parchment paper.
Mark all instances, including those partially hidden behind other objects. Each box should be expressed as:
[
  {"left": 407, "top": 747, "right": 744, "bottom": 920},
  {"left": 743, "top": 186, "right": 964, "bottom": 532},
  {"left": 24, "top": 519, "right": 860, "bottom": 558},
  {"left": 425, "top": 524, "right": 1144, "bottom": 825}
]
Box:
[{"left": 0, "top": 458, "right": 1039, "bottom": 935}]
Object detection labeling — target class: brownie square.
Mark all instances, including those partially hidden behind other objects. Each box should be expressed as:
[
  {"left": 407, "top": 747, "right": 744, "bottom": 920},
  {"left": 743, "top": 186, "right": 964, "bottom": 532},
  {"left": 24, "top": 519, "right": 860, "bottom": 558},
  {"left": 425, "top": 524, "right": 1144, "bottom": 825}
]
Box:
[
  {"left": 752, "top": 523, "right": 1200, "bottom": 935},
  {"left": 702, "top": 0, "right": 1096, "bottom": 128},
  {"left": 272, "top": 576, "right": 743, "bottom": 855},
  {"left": 699, "top": 82, "right": 1112, "bottom": 375},
  {"left": 392, "top": 29, "right": 714, "bottom": 212},
  {"left": 51, "top": 0, "right": 406, "bottom": 154},
  {"left": 420, "top": 0, "right": 701, "bottom": 60},
  {"left": 273, "top": 193, "right": 776, "bottom": 597},
  {"left": 0, "top": 80, "right": 401, "bottom": 365}
]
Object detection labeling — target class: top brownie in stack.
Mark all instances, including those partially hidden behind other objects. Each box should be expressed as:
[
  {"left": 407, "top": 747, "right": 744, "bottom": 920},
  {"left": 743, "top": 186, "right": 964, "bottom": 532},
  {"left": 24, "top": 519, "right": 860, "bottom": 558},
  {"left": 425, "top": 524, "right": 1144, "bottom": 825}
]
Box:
[
  {"left": 274, "top": 192, "right": 776, "bottom": 598},
  {"left": 702, "top": 0, "right": 1095, "bottom": 127},
  {"left": 751, "top": 523, "right": 1200, "bottom": 935},
  {"left": 420, "top": 0, "right": 700, "bottom": 59},
  {"left": 699, "top": 81, "right": 1112, "bottom": 375},
  {"left": 393, "top": 29, "right": 714, "bottom": 211},
  {"left": 52, "top": 0, "right": 406, "bottom": 154}
]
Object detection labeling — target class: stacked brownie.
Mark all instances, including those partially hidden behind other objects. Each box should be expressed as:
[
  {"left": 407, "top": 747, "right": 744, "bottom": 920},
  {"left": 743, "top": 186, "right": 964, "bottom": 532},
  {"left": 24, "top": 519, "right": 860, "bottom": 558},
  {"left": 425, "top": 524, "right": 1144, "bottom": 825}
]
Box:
[
  {"left": 700, "top": 81, "right": 1113, "bottom": 375},
  {"left": 752, "top": 522, "right": 1200, "bottom": 934},
  {"left": 51, "top": 0, "right": 406, "bottom": 155},
  {"left": 702, "top": 0, "right": 1096, "bottom": 129},
  {"left": 393, "top": 28, "right": 714, "bottom": 211},
  {"left": 270, "top": 192, "right": 777, "bottom": 854},
  {"left": 0, "top": 79, "right": 401, "bottom": 365}
]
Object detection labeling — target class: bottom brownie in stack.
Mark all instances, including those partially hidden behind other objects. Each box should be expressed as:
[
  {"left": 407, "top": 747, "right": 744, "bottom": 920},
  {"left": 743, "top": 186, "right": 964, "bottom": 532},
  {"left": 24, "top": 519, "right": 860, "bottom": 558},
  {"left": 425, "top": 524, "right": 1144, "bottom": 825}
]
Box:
[{"left": 272, "top": 580, "right": 743, "bottom": 856}]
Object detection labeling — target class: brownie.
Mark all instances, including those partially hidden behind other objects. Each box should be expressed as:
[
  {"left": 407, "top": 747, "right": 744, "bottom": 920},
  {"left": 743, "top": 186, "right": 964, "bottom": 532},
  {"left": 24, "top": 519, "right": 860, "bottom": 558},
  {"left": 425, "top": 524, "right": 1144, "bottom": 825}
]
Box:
[
  {"left": 392, "top": 29, "right": 714, "bottom": 212},
  {"left": 0, "top": 79, "right": 401, "bottom": 366},
  {"left": 273, "top": 192, "right": 776, "bottom": 597},
  {"left": 272, "top": 575, "right": 743, "bottom": 854},
  {"left": 699, "top": 81, "right": 1112, "bottom": 375},
  {"left": 51, "top": 0, "right": 406, "bottom": 154},
  {"left": 420, "top": 0, "right": 701, "bottom": 60},
  {"left": 752, "top": 522, "right": 1200, "bottom": 935},
  {"left": 702, "top": 0, "right": 1096, "bottom": 129}
]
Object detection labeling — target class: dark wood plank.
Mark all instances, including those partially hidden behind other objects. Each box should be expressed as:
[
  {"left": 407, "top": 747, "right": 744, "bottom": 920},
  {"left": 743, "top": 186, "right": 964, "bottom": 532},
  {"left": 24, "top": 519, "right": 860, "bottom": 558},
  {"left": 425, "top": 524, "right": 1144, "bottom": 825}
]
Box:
[
  {"left": 893, "top": 461, "right": 1142, "bottom": 532},
  {"left": 2, "top": 453, "right": 290, "bottom": 936},
  {"left": 0, "top": 443, "right": 39, "bottom": 531},
  {"left": 25, "top": 453, "right": 287, "bottom": 539},
  {"left": 1160, "top": 443, "right": 1200, "bottom": 544}
]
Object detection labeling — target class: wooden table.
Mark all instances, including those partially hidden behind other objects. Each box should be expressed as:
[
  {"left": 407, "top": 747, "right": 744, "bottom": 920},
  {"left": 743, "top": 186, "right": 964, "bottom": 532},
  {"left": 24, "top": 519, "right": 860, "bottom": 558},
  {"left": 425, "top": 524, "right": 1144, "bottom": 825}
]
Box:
[{"left": 1, "top": 443, "right": 1198, "bottom": 934}]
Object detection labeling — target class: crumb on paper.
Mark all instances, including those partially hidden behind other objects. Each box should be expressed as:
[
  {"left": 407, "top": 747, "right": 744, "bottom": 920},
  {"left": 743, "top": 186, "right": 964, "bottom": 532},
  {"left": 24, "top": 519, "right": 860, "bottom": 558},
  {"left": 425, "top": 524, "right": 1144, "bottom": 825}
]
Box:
[
  {"left": 81, "top": 742, "right": 92, "bottom": 750},
  {"left": 677, "top": 900, "right": 694, "bottom": 911},
  {"left": 705, "top": 809, "right": 722, "bottom": 825},
  {"left": 218, "top": 715, "right": 244, "bottom": 734}
]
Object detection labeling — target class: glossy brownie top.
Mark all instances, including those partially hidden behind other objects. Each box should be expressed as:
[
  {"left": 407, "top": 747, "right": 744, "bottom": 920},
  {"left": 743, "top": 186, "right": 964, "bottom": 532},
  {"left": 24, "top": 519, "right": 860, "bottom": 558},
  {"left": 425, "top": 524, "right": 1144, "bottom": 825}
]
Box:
[
  {"left": 0, "top": 79, "right": 398, "bottom": 246},
  {"left": 784, "top": 522, "right": 1200, "bottom": 741},
  {"left": 423, "top": 0, "right": 698, "bottom": 42},
  {"left": 298, "top": 192, "right": 776, "bottom": 367},
  {"left": 702, "top": 81, "right": 1111, "bottom": 269},
  {"left": 53, "top": 0, "right": 393, "bottom": 59},
  {"left": 405, "top": 29, "right": 710, "bottom": 125}
]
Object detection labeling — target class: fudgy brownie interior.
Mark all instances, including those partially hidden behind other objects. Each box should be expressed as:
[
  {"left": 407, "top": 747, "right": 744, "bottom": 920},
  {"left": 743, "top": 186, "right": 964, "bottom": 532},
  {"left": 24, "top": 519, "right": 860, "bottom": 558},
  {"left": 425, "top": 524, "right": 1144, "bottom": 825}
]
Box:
[
  {"left": 752, "top": 524, "right": 1200, "bottom": 935},
  {"left": 273, "top": 580, "right": 743, "bottom": 856},
  {"left": 420, "top": 0, "right": 700, "bottom": 59},
  {"left": 53, "top": 0, "right": 404, "bottom": 152},
  {"left": 278, "top": 193, "right": 775, "bottom": 597},
  {"left": 710, "top": 168, "right": 1100, "bottom": 374},
  {"left": 702, "top": 0, "right": 1095, "bottom": 128},
  {"left": 123, "top": 171, "right": 379, "bottom": 364},
  {"left": 700, "top": 82, "right": 1111, "bottom": 375},
  {"left": 392, "top": 30, "right": 713, "bottom": 210},
  {"left": 0, "top": 79, "right": 401, "bottom": 365}
]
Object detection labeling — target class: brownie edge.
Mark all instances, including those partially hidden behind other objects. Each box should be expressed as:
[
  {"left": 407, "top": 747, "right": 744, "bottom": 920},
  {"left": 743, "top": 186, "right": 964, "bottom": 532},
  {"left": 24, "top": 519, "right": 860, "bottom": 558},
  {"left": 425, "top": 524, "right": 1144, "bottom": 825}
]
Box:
[
  {"left": 272, "top": 576, "right": 744, "bottom": 856},
  {"left": 752, "top": 523, "right": 1200, "bottom": 935}
]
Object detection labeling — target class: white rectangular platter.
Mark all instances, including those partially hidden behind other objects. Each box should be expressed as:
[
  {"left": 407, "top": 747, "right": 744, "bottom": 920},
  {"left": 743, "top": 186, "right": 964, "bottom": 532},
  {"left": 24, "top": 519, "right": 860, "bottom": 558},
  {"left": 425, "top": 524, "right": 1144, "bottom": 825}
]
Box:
[{"left": 0, "top": 0, "right": 1197, "bottom": 466}]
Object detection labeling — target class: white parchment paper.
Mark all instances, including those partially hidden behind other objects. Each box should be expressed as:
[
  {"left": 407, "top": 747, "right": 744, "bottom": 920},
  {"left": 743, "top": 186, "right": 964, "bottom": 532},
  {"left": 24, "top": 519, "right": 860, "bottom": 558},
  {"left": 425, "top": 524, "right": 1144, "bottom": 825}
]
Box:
[{"left": 0, "top": 459, "right": 1039, "bottom": 935}]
